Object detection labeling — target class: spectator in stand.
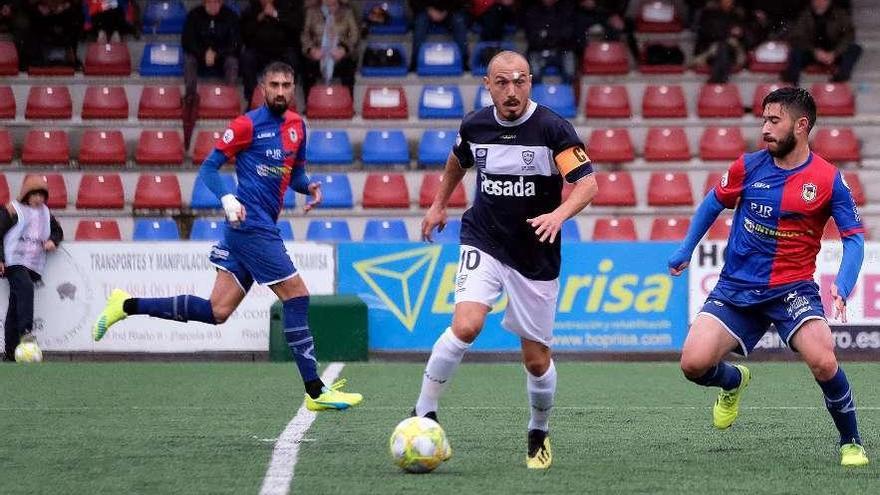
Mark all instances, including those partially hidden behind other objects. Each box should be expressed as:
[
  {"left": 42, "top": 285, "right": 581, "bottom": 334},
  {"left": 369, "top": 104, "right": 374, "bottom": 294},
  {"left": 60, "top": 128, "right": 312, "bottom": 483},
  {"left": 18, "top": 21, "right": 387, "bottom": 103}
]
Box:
[
  {"left": 473, "top": 0, "right": 516, "bottom": 43},
  {"left": 739, "top": 0, "right": 807, "bottom": 42},
  {"left": 84, "top": 0, "right": 138, "bottom": 42},
  {"left": 409, "top": 0, "right": 469, "bottom": 71},
  {"left": 21, "top": 0, "right": 83, "bottom": 69},
  {"left": 300, "top": 0, "right": 358, "bottom": 99},
  {"left": 692, "top": 0, "right": 747, "bottom": 83},
  {"left": 574, "top": 0, "right": 639, "bottom": 59},
  {"left": 523, "top": 0, "right": 577, "bottom": 85},
  {"left": 782, "top": 0, "right": 861, "bottom": 84},
  {"left": 240, "top": 0, "right": 303, "bottom": 103}
]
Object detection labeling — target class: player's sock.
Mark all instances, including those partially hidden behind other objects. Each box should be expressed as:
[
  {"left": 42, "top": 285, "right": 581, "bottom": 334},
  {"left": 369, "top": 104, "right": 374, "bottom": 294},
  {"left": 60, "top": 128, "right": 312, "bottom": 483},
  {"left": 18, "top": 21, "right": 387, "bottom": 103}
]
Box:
[
  {"left": 282, "top": 296, "right": 324, "bottom": 399},
  {"left": 689, "top": 361, "right": 742, "bottom": 390},
  {"left": 415, "top": 327, "right": 471, "bottom": 416},
  {"left": 817, "top": 366, "right": 862, "bottom": 445},
  {"left": 123, "top": 296, "right": 216, "bottom": 324},
  {"left": 526, "top": 359, "right": 556, "bottom": 432}
]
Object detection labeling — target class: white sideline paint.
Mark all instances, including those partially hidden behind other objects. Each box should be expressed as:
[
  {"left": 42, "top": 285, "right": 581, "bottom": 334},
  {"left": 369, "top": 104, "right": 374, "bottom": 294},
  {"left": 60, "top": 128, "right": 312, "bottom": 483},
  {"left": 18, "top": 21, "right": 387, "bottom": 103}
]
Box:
[{"left": 259, "top": 362, "right": 344, "bottom": 495}]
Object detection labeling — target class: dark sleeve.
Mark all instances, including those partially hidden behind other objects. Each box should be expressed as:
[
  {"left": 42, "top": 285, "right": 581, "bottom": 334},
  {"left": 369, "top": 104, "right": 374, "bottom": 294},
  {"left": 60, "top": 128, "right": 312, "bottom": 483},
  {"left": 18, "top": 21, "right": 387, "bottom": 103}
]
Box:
[
  {"left": 451, "top": 114, "right": 474, "bottom": 168},
  {"left": 0, "top": 206, "right": 17, "bottom": 263},
  {"left": 548, "top": 114, "right": 592, "bottom": 182},
  {"left": 49, "top": 214, "right": 63, "bottom": 246},
  {"left": 182, "top": 10, "right": 202, "bottom": 56},
  {"left": 831, "top": 9, "right": 856, "bottom": 56},
  {"left": 224, "top": 9, "right": 242, "bottom": 56}
]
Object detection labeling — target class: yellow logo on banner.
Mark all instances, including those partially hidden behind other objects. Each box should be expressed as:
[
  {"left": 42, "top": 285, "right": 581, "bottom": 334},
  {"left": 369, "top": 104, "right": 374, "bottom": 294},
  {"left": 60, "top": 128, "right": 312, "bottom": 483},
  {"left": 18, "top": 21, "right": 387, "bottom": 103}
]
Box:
[{"left": 353, "top": 246, "right": 442, "bottom": 331}]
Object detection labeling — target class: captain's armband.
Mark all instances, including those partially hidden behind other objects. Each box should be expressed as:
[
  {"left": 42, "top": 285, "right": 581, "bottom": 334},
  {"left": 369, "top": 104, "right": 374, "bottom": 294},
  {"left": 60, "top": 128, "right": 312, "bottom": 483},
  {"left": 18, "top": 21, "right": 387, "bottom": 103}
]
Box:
[{"left": 555, "top": 146, "right": 593, "bottom": 183}]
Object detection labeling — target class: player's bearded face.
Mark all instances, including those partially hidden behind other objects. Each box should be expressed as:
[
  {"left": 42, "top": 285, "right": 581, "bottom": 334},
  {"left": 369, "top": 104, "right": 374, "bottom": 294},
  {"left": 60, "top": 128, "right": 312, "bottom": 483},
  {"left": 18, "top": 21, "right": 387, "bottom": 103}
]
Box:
[
  {"left": 762, "top": 104, "right": 798, "bottom": 158},
  {"left": 486, "top": 64, "right": 532, "bottom": 121},
  {"left": 766, "top": 128, "right": 797, "bottom": 158},
  {"left": 263, "top": 73, "right": 294, "bottom": 115}
]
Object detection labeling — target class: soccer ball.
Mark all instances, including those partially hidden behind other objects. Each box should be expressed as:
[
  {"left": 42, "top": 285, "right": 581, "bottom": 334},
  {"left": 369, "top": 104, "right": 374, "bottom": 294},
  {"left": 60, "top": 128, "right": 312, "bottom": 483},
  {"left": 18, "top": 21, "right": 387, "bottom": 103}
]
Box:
[
  {"left": 389, "top": 416, "right": 450, "bottom": 473},
  {"left": 14, "top": 341, "right": 43, "bottom": 363}
]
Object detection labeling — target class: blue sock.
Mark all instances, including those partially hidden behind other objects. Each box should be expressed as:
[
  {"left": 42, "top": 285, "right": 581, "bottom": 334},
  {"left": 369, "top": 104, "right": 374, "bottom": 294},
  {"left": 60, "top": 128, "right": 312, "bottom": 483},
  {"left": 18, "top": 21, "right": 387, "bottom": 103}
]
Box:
[
  {"left": 125, "top": 296, "right": 216, "bottom": 324},
  {"left": 283, "top": 296, "right": 323, "bottom": 397},
  {"left": 689, "top": 362, "right": 742, "bottom": 390},
  {"left": 817, "top": 367, "right": 861, "bottom": 445}
]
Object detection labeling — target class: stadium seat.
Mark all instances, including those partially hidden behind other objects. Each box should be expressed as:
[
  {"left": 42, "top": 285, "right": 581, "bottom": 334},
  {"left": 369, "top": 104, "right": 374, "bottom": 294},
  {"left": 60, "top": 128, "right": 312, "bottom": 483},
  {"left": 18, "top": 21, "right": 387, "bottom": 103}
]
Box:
[
  {"left": 142, "top": 0, "right": 187, "bottom": 34},
  {"left": 636, "top": 0, "right": 682, "bottom": 32},
  {"left": 84, "top": 42, "right": 131, "bottom": 75},
  {"left": 648, "top": 172, "right": 693, "bottom": 206},
  {"left": 25, "top": 86, "right": 72, "bottom": 119},
  {"left": 76, "top": 174, "right": 124, "bottom": 209},
  {"left": 752, "top": 83, "right": 790, "bottom": 117},
  {"left": 697, "top": 84, "right": 744, "bottom": 118},
  {"left": 135, "top": 130, "right": 184, "bottom": 165},
  {"left": 133, "top": 218, "right": 180, "bottom": 241},
  {"left": 650, "top": 217, "right": 690, "bottom": 240},
  {"left": 428, "top": 219, "right": 460, "bottom": 243},
  {"left": 138, "top": 86, "right": 183, "bottom": 119},
  {"left": 363, "top": 85, "right": 408, "bottom": 119},
  {"left": 642, "top": 85, "right": 687, "bottom": 118},
  {"left": 139, "top": 43, "right": 184, "bottom": 76},
  {"left": 363, "top": 0, "right": 407, "bottom": 34},
  {"left": 306, "top": 129, "right": 353, "bottom": 165},
  {"left": 748, "top": 41, "right": 789, "bottom": 73},
  {"left": 703, "top": 171, "right": 724, "bottom": 196},
  {"left": 582, "top": 41, "right": 629, "bottom": 75},
  {"left": 133, "top": 174, "right": 182, "bottom": 209},
  {"left": 419, "top": 85, "right": 464, "bottom": 119},
  {"left": 843, "top": 171, "right": 865, "bottom": 206},
  {"left": 812, "top": 128, "right": 860, "bottom": 163},
  {"left": 22, "top": 174, "right": 66, "bottom": 209},
  {"left": 585, "top": 85, "right": 631, "bottom": 118},
  {"left": 0, "top": 41, "right": 18, "bottom": 75},
  {"left": 592, "top": 172, "right": 636, "bottom": 207},
  {"left": 276, "top": 220, "right": 294, "bottom": 240},
  {"left": 561, "top": 219, "right": 580, "bottom": 241},
  {"left": 190, "top": 218, "right": 225, "bottom": 241},
  {"left": 419, "top": 173, "right": 466, "bottom": 208},
  {"left": 306, "top": 84, "right": 354, "bottom": 119},
  {"left": 312, "top": 173, "right": 353, "bottom": 208},
  {"left": 22, "top": 130, "right": 69, "bottom": 165},
  {"left": 0, "top": 130, "right": 12, "bottom": 163},
  {"left": 190, "top": 174, "right": 235, "bottom": 209},
  {"left": 363, "top": 173, "right": 410, "bottom": 208},
  {"left": 708, "top": 216, "right": 733, "bottom": 240},
  {"left": 811, "top": 83, "right": 855, "bottom": 116},
  {"left": 28, "top": 64, "right": 74, "bottom": 76},
  {"left": 361, "top": 43, "right": 408, "bottom": 77},
  {"left": 593, "top": 217, "right": 638, "bottom": 241},
  {"left": 79, "top": 130, "right": 127, "bottom": 165},
  {"left": 0, "top": 174, "right": 8, "bottom": 203},
  {"left": 644, "top": 127, "right": 690, "bottom": 161},
  {"left": 82, "top": 86, "right": 129, "bottom": 119},
  {"left": 417, "top": 42, "right": 463, "bottom": 76},
  {"left": 192, "top": 130, "right": 223, "bottom": 164},
  {"left": 306, "top": 219, "right": 351, "bottom": 241},
  {"left": 532, "top": 84, "right": 576, "bottom": 118},
  {"left": 638, "top": 43, "right": 685, "bottom": 73},
  {"left": 0, "top": 86, "right": 14, "bottom": 118},
  {"left": 418, "top": 129, "right": 456, "bottom": 167},
  {"left": 198, "top": 85, "right": 241, "bottom": 119},
  {"left": 75, "top": 219, "right": 122, "bottom": 240},
  {"left": 363, "top": 219, "right": 409, "bottom": 241},
  {"left": 471, "top": 41, "right": 516, "bottom": 76},
  {"left": 362, "top": 130, "right": 409, "bottom": 165},
  {"left": 474, "top": 86, "right": 493, "bottom": 110},
  {"left": 586, "top": 128, "right": 634, "bottom": 163},
  {"left": 699, "top": 127, "right": 746, "bottom": 161}
]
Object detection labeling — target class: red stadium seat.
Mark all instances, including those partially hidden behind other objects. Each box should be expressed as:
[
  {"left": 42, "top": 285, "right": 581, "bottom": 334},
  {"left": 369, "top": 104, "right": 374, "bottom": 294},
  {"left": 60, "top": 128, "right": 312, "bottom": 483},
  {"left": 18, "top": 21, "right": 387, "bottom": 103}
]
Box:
[
  {"left": 0, "top": 86, "right": 14, "bottom": 119},
  {"left": 638, "top": 43, "right": 685, "bottom": 73},
  {"left": 708, "top": 215, "right": 733, "bottom": 240},
  {"left": 593, "top": 217, "right": 638, "bottom": 241},
  {"left": 75, "top": 219, "right": 122, "bottom": 240},
  {"left": 22, "top": 174, "right": 66, "bottom": 209},
  {"left": 135, "top": 130, "right": 184, "bottom": 165},
  {"left": 419, "top": 173, "right": 466, "bottom": 208},
  {"left": 362, "top": 173, "right": 410, "bottom": 208},
  {"left": 0, "top": 130, "right": 12, "bottom": 163},
  {"left": 642, "top": 85, "right": 687, "bottom": 118},
  {"left": 582, "top": 42, "right": 629, "bottom": 75},
  {"left": 306, "top": 84, "right": 354, "bottom": 119},
  {"left": 843, "top": 171, "right": 865, "bottom": 206},
  {"left": 25, "top": 86, "right": 72, "bottom": 119},
  {"left": 82, "top": 86, "right": 129, "bottom": 119},
  {"left": 812, "top": 128, "right": 860, "bottom": 163},
  {"left": 192, "top": 130, "right": 223, "bottom": 164},
  {"left": 84, "top": 42, "right": 131, "bottom": 75},
  {"left": 697, "top": 84, "right": 743, "bottom": 118},
  {"left": 587, "top": 128, "right": 634, "bottom": 163},
  {"left": 79, "top": 130, "right": 127, "bottom": 165},
  {"left": 22, "top": 130, "right": 69, "bottom": 165},
  {"left": 811, "top": 83, "right": 855, "bottom": 116},
  {"left": 138, "top": 86, "right": 183, "bottom": 119},
  {"left": 650, "top": 216, "right": 690, "bottom": 240},
  {"left": 703, "top": 171, "right": 724, "bottom": 196},
  {"left": 362, "top": 85, "right": 408, "bottom": 119},
  {"left": 644, "top": 127, "right": 690, "bottom": 161},
  {"left": 28, "top": 64, "right": 74, "bottom": 76},
  {"left": 699, "top": 127, "right": 746, "bottom": 161},
  {"left": 648, "top": 171, "right": 693, "bottom": 206},
  {"left": 133, "top": 174, "right": 182, "bottom": 209},
  {"left": 0, "top": 174, "right": 9, "bottom": 203},
  {"left": 636, "top": 0, "right": 682, "bottom": 32},
  {"left": 752, "top": 83, "right": 791, "bottom": 117},
  {"left": 76, "top": 174, "right": 124, "bottom": 209},
  {"left": 198, "top": 85, "right": 241, "bottom": 119},
  {"left": 748, "top": 41, "right": 790, "bottom": 73},
  {"left": 585, "top": 85, "right": 631, "bottom": 118},
  {"left": 0, "top": 41, "right": 18, "bottom": 75},
  {"left": 592, "top": 171, "right": 636, "bottom": 206}
]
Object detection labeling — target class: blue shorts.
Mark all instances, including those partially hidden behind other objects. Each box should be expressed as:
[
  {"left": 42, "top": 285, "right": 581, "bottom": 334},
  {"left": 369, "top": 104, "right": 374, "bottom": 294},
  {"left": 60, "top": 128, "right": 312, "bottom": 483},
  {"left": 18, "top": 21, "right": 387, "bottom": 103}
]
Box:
[
  {"left": 699, "top": 281, "right": 827, "bottom": 356},
  {"left": 208, "top": 226, "right": 296, "bottom": 292}
]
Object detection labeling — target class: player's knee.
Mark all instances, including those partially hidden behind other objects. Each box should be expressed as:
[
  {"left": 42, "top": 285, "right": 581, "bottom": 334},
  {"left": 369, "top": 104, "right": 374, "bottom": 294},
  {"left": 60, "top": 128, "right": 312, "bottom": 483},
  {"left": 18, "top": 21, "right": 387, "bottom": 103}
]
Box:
[
  {"left": 807, "top": 353, "right": 839, "bottom": 381},
  {"left": 450, "top": 322, "right": 480, "bottom": 343},
  {"left": 212, "top": 306, "right": 233, "bottom": 324},
  {"left": 680, "top": 355, "right": 712, "bottom": 381},
  {"left": 524, "top": 357, "right": 550, "bottom": 376}
]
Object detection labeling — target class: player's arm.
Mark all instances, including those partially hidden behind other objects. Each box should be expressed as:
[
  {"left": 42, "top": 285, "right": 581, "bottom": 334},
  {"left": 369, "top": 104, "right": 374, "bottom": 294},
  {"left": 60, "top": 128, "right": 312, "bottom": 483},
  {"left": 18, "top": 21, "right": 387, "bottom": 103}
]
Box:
[
  {"left": 528, "top": 145, "right": 597, "bottom": 243},
  {"left": 422, "top": 151, "right": 467, "bottom": 242},
  {"left": 828, "top": 172, "right": 867, "bottom": 321},
  {"left": 288, "top": 124, "right": 321, "bottom": 213},
  {"left": 198, "top": 116, "right": 253, "bottom": 223}
]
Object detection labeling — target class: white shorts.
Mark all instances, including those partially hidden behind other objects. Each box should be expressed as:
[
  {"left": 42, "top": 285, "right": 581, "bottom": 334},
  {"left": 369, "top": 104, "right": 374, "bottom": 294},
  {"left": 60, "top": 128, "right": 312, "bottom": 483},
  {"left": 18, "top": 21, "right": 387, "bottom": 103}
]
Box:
[{"left": 454, "top": 245, "right": 559, "bottom": 346}]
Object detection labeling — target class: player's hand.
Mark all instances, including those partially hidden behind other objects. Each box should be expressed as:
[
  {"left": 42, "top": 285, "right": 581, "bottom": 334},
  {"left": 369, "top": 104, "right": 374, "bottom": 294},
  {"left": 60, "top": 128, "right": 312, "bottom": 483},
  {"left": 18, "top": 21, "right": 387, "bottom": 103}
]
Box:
[
  {"left": 43, "top": 240, "right": 57, "bottom": 252},
  {"left": 205, "top": 48, "right": 216, "bottom": 67},
  {"left": 331, "top": 47, "right": 346, "bottom": 61},
  {"left": 304, "top": 181, "right": 322, "bottom": 213},
  {"left": 309, "top": 48, "right": 322, "bottom": 61},
  {"left": 830, "top": 284, "right": 848, "bottom": 323},
  {"left": 527, "top": 212, "right": 565, "bottom": 243},
  {"left": 421, "top": 205, "right": 447, "bottom": 242},
  {"left": 0, "top": 262, "right": 5, "bottom": 277},
  {"left": 668, "top": 261, "right": 689, "bottom": 277},
  {"left": 221, "top": 194, "right": 246, "bottom": 225}
]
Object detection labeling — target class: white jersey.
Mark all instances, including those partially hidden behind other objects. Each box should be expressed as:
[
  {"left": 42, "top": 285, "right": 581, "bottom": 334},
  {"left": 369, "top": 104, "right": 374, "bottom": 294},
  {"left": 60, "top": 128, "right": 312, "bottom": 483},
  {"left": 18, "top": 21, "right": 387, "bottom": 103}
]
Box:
[{"left": 4, "top": 200, "right": 50, "bottom": 275}]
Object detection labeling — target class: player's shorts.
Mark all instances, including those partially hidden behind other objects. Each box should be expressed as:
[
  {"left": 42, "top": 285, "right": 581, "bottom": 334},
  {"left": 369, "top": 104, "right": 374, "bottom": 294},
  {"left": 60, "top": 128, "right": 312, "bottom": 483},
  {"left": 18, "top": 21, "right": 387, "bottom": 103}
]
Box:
[
  {"left": 208, "top": 225, "right": 297, "bottom": 293},
  {"left": 454, "top": 244, "right": 558, "bottom": 347},
  {"left": 698, "top": 280, "right": 826, "bottom": 356}
]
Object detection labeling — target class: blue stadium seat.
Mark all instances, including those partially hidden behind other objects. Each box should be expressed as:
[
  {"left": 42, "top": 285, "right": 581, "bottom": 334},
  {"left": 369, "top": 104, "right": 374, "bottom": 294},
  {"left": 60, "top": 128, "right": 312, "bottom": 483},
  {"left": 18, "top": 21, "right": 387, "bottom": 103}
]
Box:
[
  {"left": 306, "top": 129, "right": 353, "bottom": 165},
  {"left": 133, "top": 218, "right": 180, "bottom": 240},
  {"left": 470, "top": 41, "right": 516, "bottom": 76},
  {"left": 363, "top": 1, "right": 408, "bottom": 34},
  {"left": 417, "top": 42, "right": 463, "bottom": 76},
  {"left": 418, "top": 85, "right": 464, "bottom": 119},
  {"left": 431, "top": 219, "right": 461, "bottom": 243},
  {"left": 139, "top": 43, "right": 184, "bottom": 77},
  {"left": 361, "top": 43, "right": 408, "bottom": 77},
  {"left": 474, "top": 86, "right": 493, "bottom": 110},
  {"left": 277, "top": 220, "right": 294, "bottom": 240},
  {"left": 362, "top": 130, "right": 409, "bottom": 165},
  {"left": 313, "top": 173, "right": 353, "bottom": 208},
  {"left": 363, "top": 219, "right": 408, "bottom": 241},
  {"left": 533, "top": 84, "right": 576, "bottom": 118},
  {"left": 561, "top": 219, "right": 580, "bottom": 241},
  {"left": 418, "top": 129, "right": 457, "bottom": 167},
  {"left": 307, "top": 219, "right": 351, "bottom": 241},
  {"left": 283, "top": 188, "right": 296, "bottom": 209},
  {"left": 190, "top": 218, "right": 224, "bottom": 241},
  {"left": 190, "top": 174, "right": 235, "bottom": 209},
  {"left": 142, "top": 0, "right": 187, "bottom": 34}
]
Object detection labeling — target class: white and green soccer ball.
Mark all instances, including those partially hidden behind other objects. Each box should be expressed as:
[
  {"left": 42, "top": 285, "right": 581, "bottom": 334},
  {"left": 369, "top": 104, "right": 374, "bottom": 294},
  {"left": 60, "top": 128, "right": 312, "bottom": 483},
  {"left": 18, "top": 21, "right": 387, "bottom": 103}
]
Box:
[
  {"left": 389, "top": 416, "right": 450, "bottom": 473},
  {"left": 14, "top": 341, "right": 43, "bottom": 363}
]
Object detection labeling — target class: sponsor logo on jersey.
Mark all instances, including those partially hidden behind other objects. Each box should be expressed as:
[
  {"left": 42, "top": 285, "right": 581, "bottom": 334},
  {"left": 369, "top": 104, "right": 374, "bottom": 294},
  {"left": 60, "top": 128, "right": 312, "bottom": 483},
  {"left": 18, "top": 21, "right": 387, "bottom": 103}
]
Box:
[
  {"left": 802, "top": 183, "right": 817, "bottom": 202},
  {"left": 500, "top": 133, "right": 516, "bottom": 140},
  {"left": 749, "top": 202, "right": 774, "bottom": 218},
  {"left": 743, "top": 217, "right": 801, "bottom": 238},
  {"left": 720, "top": 172, "right": 729, "bottom": 187},
  {"left": 475, "top": 147, "right": 488, "bottom": 168},
  {"left": 265, "top": 148, "right": 285, "bottom": 160},
  {"left": 288, "top": 129, "right": 298, "bottom": 142},
  {"left": 222, "top": 129, "right": 234, "bottom": 144},
  {"left": 256, "top": 131, "right": 276, "bottom": 139},
  {"left": 256, "top": 164, "right": 289, "bottom": 177},
  {"left": 480, "top": 173, "right": 536, "bottom": 197},
  {"left": 751, "top": 181, "right": 771, "bottom": 189}
]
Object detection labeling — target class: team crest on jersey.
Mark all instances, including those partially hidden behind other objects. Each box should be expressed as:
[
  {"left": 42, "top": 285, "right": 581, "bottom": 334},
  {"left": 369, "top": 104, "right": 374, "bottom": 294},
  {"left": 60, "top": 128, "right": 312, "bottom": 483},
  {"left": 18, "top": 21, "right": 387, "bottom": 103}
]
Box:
[
  {"left": 521, "top": 150, "right": 535, "bottom": 167},
  {"left": 720, "top": 172, "right": 729, "bottom": 187},
  {"left": 475, "top": 147, "right": 488, "bottom": 168},
  {"left": 802, "top": 183, "right": 817, "bottom": 202},
  {"left": 288, "top": 128, "right": 298, "bottom": 142},
  {"left": 222, "top": 129, "right": 234, "bottom": 144}
]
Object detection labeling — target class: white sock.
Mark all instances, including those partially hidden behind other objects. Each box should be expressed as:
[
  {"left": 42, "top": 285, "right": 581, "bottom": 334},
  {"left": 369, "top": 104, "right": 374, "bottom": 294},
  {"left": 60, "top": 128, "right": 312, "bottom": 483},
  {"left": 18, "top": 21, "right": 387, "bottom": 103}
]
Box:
[
  {"left": 527, "top": 360, "right": 557, "bottom": 432},
  {"left": 415, "top": 327, "right": 471, "bottom": 416}
]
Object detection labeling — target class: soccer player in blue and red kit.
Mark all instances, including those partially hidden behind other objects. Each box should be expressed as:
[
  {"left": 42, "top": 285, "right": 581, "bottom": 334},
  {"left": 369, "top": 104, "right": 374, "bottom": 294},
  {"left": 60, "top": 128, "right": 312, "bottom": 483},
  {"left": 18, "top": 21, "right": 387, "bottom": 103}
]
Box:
[
  {"left": 92, "top": 62, "right": 362, "bottom": 411},
  {"left": 668, "top": 87, "right": 867, "bottom": 466}
]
